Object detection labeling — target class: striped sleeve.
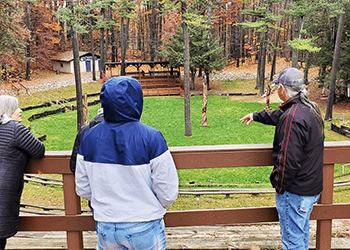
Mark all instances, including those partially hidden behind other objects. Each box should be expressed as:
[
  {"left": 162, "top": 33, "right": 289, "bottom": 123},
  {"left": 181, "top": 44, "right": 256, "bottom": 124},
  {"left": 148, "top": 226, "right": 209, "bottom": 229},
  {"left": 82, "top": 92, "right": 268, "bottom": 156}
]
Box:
[
  {"left": 253, "top": 109, "right": 283, "bottom": 126},
  {"left": 274, "top": 104, "right": 306, "bottom": 194}
]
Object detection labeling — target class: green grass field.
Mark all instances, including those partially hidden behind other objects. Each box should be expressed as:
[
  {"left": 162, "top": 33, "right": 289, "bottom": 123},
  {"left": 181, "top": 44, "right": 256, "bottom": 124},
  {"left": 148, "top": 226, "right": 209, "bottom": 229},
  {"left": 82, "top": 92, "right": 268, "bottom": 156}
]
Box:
[{"left": 22, "top": 96, "right": 279, "bottom": 150}]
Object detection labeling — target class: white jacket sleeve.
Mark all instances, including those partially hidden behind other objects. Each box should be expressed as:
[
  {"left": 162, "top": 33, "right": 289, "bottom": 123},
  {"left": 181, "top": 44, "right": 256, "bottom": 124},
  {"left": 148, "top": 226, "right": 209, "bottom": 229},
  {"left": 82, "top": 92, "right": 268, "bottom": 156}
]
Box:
[
  {"left": 75, "top": 154, "right": 92, "bottom": 201},
  {"left": 150, "top": 150, "right": 179, "bottom": 208}
]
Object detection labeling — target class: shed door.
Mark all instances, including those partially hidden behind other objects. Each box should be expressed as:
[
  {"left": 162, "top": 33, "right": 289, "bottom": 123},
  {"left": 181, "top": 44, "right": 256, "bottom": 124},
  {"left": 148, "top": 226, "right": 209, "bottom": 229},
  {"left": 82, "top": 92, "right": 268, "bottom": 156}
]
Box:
[{"left": 86, "top": 60, "right": 91, "bottom": 72}]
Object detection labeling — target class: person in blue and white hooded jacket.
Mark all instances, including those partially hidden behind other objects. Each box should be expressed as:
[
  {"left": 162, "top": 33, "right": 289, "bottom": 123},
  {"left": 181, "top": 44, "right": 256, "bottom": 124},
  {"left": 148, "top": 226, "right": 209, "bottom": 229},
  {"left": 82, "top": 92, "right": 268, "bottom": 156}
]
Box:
[{"left": 75, "top": 76, "right": 179, "bottom": 250}]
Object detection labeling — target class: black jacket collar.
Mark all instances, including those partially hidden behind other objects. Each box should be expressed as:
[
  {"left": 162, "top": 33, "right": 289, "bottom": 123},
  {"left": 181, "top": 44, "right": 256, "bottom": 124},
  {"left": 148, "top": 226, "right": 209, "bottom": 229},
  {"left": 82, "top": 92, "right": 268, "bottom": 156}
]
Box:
[{"left": 279, "top": 94, "right": 301, "bottom": 112}]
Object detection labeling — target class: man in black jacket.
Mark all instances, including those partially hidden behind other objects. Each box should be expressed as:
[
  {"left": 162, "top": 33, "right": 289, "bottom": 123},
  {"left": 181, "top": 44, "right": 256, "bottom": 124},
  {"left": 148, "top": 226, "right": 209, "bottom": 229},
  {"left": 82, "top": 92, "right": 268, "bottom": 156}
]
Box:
[
  {"left": 240, "top": 67, "right": 324, "bottom": 250},
  {"left": 70, "top": 108, "right": 104, "bottom": 173},
  {"left": 70, "top": 108, "right": 104, "bottom": 233}
]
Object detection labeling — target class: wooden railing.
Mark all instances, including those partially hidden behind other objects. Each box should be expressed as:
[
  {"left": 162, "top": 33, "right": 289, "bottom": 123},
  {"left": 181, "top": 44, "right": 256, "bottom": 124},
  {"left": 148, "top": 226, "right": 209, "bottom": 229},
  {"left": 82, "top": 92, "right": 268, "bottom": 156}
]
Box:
[{"left": 17, "top": 141, "right": 350, "bottom": 250}]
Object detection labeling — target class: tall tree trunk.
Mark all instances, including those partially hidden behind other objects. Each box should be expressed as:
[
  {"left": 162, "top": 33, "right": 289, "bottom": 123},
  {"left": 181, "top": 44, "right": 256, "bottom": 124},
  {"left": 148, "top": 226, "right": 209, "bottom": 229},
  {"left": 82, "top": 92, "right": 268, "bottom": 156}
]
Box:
[
  {"left": 100, "top": 8, "right": 105, "bottom": 78},
  {"left": 223, "top": 22, "right": 227, "bottom": 58},
  {"left": 89, "top": 16, "right": 96, "bottom": 81},
  {"left": 291, "top": 15, "right": 303, "bottom": 67},
  {"left": 67, "top": 0, "right": 84, "bottom": 131},
  {"left": 289, "top": 18, "right": 293, "bottom": 60},
  {"left": 59, "top": 21, "right": 66, "bottom": 50},
  {"left": 255, "top": 33, "right": 263, "bottom": 89},
  {"left": 120, "top": 17, "right": 130, "bottom": 76},
  {"left": 190, "top": 68, "right": 196, "bottom": 90},
  {"left": 240, "top": 2, "right": 246, "bottom": 65},
  {"left": 271, "top": 0, "right": 288, "bottom": 80},
  {"left": 206, "top": 4, "right": 212, "bottom": 91},
  {"left": 137, "top": 7, "right": 142, "bottom": 51},
  {"left": 259, "top": 31, "right": 268, "bottom": 96},
  {"left": 235, "top": 25, "right": 240, "bottom": 67},
  {"left": 149, "top": 0, "right": 157, "bottom": 61},
  {"left": 158, "top": 14, "right": 162, "bottom": 57},
  {"left": 25, "top": 2, "right": 31, "bottom": 80},
  {"left": 142, "top": 13, "right": 146, "bottom": 61},
  {"left": 111, "top": 25, "right": 117, "bottom": 62},
  {"left": 106, "top": 6, "right": 112, "bottom": 63},
  {"left": 304, "top": 51, "right": 310, "bottom": 83},
  {"left": 182, "top": 1, "right": 192, "bottom": 137},
  {"left": 325, "top": 6, "right": 346, "bottom": 120},
  {"left": 121, "top": 16, "right": 125, "bottom": 75}
]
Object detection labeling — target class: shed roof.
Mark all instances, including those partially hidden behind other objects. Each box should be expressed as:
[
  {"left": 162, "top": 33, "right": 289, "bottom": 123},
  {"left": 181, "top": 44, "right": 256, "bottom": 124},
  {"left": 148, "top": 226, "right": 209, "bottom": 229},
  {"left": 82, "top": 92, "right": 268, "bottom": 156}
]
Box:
[{"left": 52, "top": 51, "right": 100, "bottom": 62}]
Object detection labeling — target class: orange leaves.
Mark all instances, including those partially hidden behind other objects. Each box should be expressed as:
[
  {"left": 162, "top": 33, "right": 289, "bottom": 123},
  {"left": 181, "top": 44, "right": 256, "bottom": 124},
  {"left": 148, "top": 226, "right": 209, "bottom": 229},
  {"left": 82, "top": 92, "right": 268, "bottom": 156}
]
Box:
[
  {"left": 48, "top": 37, "right": 61, "bottom": 44},
  {"left": 42, "top": 22, "right": 62, "bottom": 32},
  {"left": 162, "top": 9, "right": 181, "bottom": 43},
  {"left": 212, "top": 0, "right": 243, "bottom": 27}
]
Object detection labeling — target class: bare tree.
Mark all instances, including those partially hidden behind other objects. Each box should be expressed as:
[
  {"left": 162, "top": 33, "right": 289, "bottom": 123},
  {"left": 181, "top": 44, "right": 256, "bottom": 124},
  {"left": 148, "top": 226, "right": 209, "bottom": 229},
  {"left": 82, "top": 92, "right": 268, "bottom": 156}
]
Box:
[
  {"left": 99, "top": 8, "right": 106, "bottom": 78},
  {"left": 120, "top": 16, "right": 130, "bottom": 76},
  {"left": 325, "top": 5, "right": 346, "bottom": 120},
  {"left": 25, "top": 1, "right": 32, "bottom": 80},
  {"left": 89, "top": 15, "right": 96, "bottom": 81},
  {"left": 291, "top": 0, "right": 303, "bottom": 68},
  {"left": 149, "top": 0, "right": 157, "bottom": 61},
  {"left": 67, "top": 0, "right": 84, "bottom": 131},
  {"left": 271, "top": 0, "right": 289, "bottom": 80},
  {"left": 182, "top": 1, "right": 192, "bottom": 137}
]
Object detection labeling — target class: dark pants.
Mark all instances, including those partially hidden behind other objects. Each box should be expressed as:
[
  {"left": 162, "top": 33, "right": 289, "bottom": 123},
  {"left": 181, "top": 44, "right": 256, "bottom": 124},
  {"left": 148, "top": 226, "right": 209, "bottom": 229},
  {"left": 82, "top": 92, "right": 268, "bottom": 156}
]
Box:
[{"left": 0, "top": 238, "right": 6, "bottom": 250}]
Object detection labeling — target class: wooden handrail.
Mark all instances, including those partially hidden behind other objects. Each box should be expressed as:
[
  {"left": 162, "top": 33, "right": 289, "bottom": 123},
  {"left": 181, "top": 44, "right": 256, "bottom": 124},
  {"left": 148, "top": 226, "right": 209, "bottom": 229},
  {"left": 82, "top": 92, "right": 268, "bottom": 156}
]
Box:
[{"left": 17, "top": 141, "right": 350, "bottom": 250}]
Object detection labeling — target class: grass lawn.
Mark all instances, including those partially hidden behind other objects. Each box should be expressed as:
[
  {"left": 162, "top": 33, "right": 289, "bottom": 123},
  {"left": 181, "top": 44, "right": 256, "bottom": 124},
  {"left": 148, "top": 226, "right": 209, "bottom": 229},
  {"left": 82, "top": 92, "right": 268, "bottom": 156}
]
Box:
[
  {"left": 22, "top": 95, "right": 279, "bottom": 150},
  {"left": 18, "top": 78, "right": 350, "bottom": 210}
]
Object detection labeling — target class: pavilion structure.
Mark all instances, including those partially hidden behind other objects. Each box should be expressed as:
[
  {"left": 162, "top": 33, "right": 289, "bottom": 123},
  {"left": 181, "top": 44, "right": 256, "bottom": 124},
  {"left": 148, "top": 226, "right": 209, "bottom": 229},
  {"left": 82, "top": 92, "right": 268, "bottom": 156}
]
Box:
[{"left": 105, "top": 61, "right": 183, "bottom": 96}]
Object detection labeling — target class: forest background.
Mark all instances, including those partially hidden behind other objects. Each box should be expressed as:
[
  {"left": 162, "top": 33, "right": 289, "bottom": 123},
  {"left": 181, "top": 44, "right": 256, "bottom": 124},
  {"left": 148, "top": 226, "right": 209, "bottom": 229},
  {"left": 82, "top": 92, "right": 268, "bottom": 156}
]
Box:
[{"left": 1, "top": 0, "right": 350, "bottom": 123}]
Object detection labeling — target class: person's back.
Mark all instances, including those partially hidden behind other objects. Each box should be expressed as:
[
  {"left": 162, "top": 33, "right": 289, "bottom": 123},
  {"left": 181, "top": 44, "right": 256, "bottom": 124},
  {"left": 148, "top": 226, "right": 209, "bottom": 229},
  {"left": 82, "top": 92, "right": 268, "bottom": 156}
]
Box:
[
  {"left": 75, "top": 76, "right": 178, "bottom": 250},
  {"left": 0, "top": 95, "right": 45, "bottom": 250}
]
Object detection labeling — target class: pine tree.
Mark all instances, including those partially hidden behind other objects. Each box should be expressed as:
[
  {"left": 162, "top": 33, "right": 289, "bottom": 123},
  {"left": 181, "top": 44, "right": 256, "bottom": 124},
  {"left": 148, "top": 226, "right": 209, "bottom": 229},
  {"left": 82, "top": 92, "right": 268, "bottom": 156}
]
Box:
[
  {"left": 283, "top": 0, "right": 346, "bottom": 86},
  {"left": 161, "top": 24, "right": 226, "bottom": 87}
]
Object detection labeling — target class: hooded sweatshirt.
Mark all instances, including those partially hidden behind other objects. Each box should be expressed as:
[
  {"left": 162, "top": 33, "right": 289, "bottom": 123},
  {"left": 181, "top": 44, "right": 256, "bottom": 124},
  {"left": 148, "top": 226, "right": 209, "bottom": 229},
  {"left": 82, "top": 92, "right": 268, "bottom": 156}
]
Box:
[{"left": 75, "top": 76, "right": 178, "bottom": 223}]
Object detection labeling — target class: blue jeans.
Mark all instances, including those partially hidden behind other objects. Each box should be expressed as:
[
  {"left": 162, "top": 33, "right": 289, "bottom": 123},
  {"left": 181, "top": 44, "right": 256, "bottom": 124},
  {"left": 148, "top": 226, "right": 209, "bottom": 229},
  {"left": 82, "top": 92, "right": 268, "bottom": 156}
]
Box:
[
  {"left": 276, "top": 191, "right": 320, "bottom": 250},
  {"left": 90, "top": 207, "right": 98, "bottom": 234},
  {"left": 97, "top": 219, "right": 166, "bottom": 250}
]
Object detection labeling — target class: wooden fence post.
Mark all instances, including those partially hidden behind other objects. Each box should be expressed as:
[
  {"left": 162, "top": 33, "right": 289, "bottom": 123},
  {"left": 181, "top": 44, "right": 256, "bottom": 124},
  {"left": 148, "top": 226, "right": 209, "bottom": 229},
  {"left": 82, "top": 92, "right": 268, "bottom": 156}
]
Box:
[
  {"left": 316, "top": 163, "right": 334, "bottom": 250},
  {"left": 63, "top": 173, "right": 84, "bottom": 250}
]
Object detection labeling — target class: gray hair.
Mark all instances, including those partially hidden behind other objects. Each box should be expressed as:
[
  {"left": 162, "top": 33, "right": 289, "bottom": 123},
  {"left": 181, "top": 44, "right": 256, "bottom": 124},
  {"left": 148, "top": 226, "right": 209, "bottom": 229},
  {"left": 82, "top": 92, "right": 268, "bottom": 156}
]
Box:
[
  {"left": 0, "top": 95, "right": 19, "bottom": 124},
  {"left": 284, "top": 84, "right": 324, "bottom": 134}
]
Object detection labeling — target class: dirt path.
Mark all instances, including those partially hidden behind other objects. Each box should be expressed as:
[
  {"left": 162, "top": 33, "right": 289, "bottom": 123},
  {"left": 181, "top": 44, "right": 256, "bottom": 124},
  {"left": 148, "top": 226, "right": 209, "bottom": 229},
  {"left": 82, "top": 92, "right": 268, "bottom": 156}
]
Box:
[{"left": 0, "top": 71, "right": 97, "bottom": 93}]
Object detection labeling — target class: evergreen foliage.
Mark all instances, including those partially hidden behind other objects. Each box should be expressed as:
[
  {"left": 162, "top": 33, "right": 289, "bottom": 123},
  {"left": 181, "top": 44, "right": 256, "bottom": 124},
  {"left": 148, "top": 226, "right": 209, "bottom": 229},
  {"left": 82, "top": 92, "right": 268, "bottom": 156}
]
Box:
[
  {"left": 299, "top": 0, "right": 348, "bottom": 89},
  {"left": 160, "top": 25, "right": 227, "bottom": 73},
  {"left": 240, "top": 2, "right": 283, "bottom": 32},
  {"left": 339, "top": 4, "right": 350, "bottom": 87},
  {"left": 287, "top": 38, "right": 321, "bottom": 54}
]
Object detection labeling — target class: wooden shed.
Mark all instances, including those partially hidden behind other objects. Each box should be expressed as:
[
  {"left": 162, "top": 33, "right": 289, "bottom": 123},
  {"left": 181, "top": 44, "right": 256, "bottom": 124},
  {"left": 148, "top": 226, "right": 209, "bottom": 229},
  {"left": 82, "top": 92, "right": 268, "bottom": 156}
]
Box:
[{"left": 52, "top": 51, "right": 100, "bottom": 74}]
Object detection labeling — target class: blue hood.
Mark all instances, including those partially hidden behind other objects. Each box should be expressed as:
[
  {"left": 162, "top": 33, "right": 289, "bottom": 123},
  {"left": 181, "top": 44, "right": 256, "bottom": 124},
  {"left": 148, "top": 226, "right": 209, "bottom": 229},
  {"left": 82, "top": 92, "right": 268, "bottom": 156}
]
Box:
[{"left": 100, "top": 76, "right": 143, "bottom": 122}]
